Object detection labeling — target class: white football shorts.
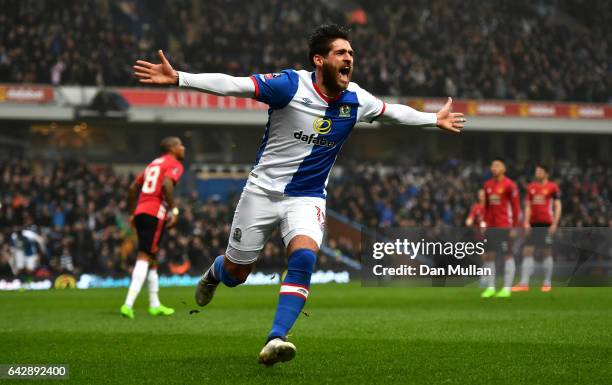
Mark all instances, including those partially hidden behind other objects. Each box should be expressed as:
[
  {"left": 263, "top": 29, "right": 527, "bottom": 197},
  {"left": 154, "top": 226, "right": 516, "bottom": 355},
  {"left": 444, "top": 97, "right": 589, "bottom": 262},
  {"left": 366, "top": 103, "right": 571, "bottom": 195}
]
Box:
[{"left": 226, "top": 181, "right": 326, "bottom": 264}]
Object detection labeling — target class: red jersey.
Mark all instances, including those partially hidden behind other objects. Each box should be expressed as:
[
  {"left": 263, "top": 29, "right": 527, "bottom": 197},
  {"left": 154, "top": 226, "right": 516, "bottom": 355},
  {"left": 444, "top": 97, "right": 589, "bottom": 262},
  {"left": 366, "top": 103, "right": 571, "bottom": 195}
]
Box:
[
  {"left": 467, "top": 203, "right": 485, "bottom": 228},
  {"left": 484, "top": 176, "right": 521, "bottom": 228},
  {"left": 526, "top": 181, "right": 560, "bottom": 225},
  {"left": 134, "top": 154, "right": 184, "bottom": 220}
]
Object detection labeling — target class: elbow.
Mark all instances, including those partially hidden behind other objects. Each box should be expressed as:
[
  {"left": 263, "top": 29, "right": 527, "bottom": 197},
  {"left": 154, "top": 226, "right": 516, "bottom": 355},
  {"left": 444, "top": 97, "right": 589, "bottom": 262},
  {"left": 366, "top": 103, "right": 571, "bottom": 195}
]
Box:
[
  {"left": 162, "top": 178, "right": 174, "bottom": 195},
  {"left": 129, "top": 183, "right": 139, "bottom": 195},
  {"left": 161, "top": 184, "right": 170, "bottom": 197}
]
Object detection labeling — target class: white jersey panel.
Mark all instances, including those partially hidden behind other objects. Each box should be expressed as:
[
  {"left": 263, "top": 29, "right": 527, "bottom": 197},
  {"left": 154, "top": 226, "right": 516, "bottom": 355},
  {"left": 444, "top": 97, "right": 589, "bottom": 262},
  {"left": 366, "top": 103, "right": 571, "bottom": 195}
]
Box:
[{"left": 248, "top": 70, "right": 384, "bottom": 198}]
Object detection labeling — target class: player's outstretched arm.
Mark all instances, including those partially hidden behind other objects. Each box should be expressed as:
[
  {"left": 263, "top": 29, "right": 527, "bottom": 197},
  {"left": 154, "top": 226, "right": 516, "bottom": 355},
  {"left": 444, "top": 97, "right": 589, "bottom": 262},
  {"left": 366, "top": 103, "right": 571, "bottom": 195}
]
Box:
[
  {"left": 382, "top": 97, "right": 465, "bottom": 133},
  {"left": 133, "top": 50, "right": 255, "bottom": 98}
]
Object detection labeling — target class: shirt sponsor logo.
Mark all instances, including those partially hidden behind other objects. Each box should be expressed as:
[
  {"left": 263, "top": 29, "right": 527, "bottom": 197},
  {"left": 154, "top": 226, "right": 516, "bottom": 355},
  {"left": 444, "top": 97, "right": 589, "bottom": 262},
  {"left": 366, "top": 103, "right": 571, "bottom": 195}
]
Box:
[
  {"left": 313, "top": 117, "right": 332, "bottom": 134},
  {"left": 533, "top": 195, "right": 546, "bottom": 205},
  {"left": 293, "top": 131, "right": 336, "bottom": 148}
]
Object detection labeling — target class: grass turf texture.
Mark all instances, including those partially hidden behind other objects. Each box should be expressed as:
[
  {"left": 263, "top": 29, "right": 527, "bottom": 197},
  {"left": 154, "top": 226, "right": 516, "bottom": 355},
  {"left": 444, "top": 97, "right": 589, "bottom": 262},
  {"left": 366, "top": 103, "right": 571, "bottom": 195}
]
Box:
[{"left": 1, "top": 284, "right": 611, "bottom": 385}]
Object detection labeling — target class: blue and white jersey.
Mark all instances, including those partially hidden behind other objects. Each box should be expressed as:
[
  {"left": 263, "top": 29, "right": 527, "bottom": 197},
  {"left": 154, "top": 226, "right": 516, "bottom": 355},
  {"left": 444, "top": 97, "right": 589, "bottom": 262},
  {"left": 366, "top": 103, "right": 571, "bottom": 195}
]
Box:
[{"left": 249, "top": 69, "right": 385, "bottom": 199}]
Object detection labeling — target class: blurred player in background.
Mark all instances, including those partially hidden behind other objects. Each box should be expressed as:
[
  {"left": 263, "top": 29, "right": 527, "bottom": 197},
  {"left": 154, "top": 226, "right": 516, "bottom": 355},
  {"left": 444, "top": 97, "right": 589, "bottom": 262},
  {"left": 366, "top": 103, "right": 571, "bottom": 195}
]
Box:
[
  {"left": 465, "top": 189, "right": 486, "bottom": 232},
  {"left": 133, "top": 24, "right": 465, "bottom": 365},
  {"left": 481, "top": 158, "right": 521, "bottom": 298},
  {"left": 10, "top": 226, "right": 45, "bottom": 276},
  {"left": 120, "top": 137, "right": 185, "bottom": 319},
  {"left": 513, "top": 165, "right": 561, "bottom": 292},
  {"left": 465, "top": 189, "right": 486, "bottom": 286}
]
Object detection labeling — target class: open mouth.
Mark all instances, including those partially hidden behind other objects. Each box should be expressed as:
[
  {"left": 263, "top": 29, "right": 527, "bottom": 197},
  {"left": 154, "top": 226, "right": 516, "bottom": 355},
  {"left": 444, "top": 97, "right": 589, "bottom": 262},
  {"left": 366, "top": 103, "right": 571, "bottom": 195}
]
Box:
[{"left": 339, "top": 67, "right": 351, "bottom": 76}]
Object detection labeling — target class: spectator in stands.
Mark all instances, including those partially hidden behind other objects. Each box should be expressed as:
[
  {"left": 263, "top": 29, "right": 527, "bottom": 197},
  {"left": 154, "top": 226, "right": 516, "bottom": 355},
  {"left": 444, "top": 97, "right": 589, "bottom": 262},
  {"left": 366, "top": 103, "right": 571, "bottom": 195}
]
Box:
[
  {"left": 0, "top": 0, "right": 608, "bottom": 102},
  {"left": 0, "top": 157, "right": 610, "bottom": 279}
]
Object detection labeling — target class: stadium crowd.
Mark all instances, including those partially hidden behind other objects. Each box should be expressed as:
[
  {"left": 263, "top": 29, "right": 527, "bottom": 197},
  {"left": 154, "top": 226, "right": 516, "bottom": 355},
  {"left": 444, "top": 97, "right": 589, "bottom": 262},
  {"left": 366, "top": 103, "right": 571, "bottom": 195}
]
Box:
[
  {"left": 0, "top": 0, "right": 609, "bottom": 102},
  {"left": 0, "top": 159, "right": 230, "bottom": 279},
  {"left": 1, "top": 157, "right": 610, "bottom": 279},
  {"left": 328, "top": 160, "right": 612, "bottom": 229}
]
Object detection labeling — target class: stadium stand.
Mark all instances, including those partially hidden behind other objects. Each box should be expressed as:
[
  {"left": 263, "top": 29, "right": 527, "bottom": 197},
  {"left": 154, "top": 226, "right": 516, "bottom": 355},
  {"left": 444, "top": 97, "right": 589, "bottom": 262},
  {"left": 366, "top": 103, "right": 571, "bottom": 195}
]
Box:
[
  {"left": 1, "top": 158, "right": 610, "bottom": 278},
  {"left": 0, "top": 0, "right": 608, "bottom": 102},
  {"left": 327, "top": 160, "right": 612, "bottom": 228}
]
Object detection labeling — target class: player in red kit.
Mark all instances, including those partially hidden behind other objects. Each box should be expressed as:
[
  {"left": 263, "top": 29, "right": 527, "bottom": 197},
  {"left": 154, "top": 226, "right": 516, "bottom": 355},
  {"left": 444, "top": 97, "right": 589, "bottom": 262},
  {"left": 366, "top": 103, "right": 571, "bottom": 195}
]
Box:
[
  {"left": 465, "top": 189, "right": 486, "bottom": 234},
  {"left": 466, "top": 189, "right": 487, "bottom": 286},
  {"left": 120, "top": 137, "right": 185, "bottom": 319},
  {"left": 481, "top": 158, "right": 521, "bottom": 298},
  {"left": 513, "top": 165, "right": 561, "bottom": 293}
]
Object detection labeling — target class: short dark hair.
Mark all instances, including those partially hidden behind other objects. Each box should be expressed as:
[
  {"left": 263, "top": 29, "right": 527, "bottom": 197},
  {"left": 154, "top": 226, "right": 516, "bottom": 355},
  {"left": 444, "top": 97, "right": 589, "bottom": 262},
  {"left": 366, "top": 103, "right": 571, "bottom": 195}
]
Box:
[
  {"left": 160, "top": 136, "right": 180, "bottom": 153},
  {"left": 535, "top": 163, "right": 550, "bottom": 173},
  {"left": 308, "top": 24, "right": 350, "bottom": 67},
  {"left": 492, "top": 157, "right": 506, "bottom": 165}
]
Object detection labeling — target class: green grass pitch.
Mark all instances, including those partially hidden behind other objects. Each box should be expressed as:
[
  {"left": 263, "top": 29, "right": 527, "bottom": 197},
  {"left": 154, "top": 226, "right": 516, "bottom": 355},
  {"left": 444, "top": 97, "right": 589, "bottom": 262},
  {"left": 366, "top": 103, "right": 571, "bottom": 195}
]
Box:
[{"left": 1, "top": 283, "right": 611, "bottom": 384}]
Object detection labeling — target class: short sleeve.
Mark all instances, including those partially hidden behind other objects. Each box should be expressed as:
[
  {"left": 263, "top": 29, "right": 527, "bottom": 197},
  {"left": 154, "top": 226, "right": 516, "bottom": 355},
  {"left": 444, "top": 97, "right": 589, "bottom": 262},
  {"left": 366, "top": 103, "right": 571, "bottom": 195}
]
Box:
[
  {"left": 356, "top": 86, "right": 385, "bottom": 123},
  {"left": 552, "top": 183, "right": 561, "bottom": 199},
  {"left": 164, "top": 162, "right": 183, "bottom": 184},
  {"left": 509, "top": 181, "right": 519, "bottom": 198},
  {"left": 250, "top": 70, "right": 299, "bottom": 109},
  {"left": 135, "top": 172, "right": 144, "bottom": 185},
  {"left": 526, "top": 185, "right": 533, "bottom": 203}
]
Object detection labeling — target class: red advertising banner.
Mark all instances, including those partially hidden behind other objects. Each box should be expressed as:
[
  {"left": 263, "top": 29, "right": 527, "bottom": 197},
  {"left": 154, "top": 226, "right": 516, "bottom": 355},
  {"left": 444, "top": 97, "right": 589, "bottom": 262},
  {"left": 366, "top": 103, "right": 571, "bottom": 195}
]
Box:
[
  {"left": 0, "top": 85, "right": 54, "bottom": 103},
  {"left": 405, "top": 98, "right": 612, "bottom": 120},
  {"left": 116, "top": 88, "right": 612, "bottom": 119},
  {"left": 118, "top": 88, "right": 268, "bottom": 110}
]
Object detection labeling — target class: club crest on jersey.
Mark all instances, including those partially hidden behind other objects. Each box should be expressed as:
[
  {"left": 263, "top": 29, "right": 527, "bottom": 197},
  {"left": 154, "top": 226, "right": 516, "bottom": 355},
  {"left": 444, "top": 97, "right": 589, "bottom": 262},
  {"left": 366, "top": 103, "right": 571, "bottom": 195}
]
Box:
[
  {"left": 339, "top": 104, "right": 351, "bottom": 118},
  {"left": 313, "top": 117, "right": 332, "bottom": 135},
  {"left": 233, "top": 228, "right": 242, "bottom": 242}
]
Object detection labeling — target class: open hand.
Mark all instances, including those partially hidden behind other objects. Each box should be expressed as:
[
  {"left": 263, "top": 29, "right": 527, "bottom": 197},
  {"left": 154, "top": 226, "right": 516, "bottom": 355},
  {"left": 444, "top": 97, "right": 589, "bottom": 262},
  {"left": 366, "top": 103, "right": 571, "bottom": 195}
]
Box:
[
  {"left": 436, "top": 97, "right": 465, "bottom": 133},
  {"left": 133, "top": 50, "right": 178, "bottom": 85}
]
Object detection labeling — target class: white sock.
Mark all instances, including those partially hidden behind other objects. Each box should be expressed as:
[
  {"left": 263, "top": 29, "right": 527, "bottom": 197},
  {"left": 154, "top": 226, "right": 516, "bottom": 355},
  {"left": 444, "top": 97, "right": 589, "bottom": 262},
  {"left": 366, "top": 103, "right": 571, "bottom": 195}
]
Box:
[
  {"left": 519, "top": 256, "right": 534, "bottom": 285},
  {"left": 124, "top": 259, "right": 149, "bottom": 308},
  {"left": 148, "top": 268, "right": 161, "bottom": 308},
  {"left": 504, "top": 258, "right": 516, "bottom": 290},
  {"left": 542, "top": 256, "right": 553, "bottom": 286},
  {"left": 484, "top": 261, "right": 496, "bottom": 288}
]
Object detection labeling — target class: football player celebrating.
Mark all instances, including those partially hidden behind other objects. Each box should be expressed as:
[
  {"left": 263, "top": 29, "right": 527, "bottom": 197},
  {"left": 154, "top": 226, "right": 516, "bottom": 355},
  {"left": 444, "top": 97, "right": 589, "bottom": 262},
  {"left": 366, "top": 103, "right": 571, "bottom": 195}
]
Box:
[
  {"left": 481, "top": 158, "right": 521, "bottom": 298},
  {"left": 133, "top": 24, "right": 465, "bottom": 365},
  {"left": 513, "top": 165, "right": 561, "bottom": 292},
  {"left": 120, "top": 137, "right": 185, "bottom": 319}
]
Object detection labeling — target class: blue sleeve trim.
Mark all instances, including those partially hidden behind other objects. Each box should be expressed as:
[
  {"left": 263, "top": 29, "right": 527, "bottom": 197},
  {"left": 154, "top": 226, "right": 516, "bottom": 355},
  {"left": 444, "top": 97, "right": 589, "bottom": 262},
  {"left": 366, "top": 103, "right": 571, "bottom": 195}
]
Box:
[{"left": 251, "top": 69, "right": 299, "bottom": 109}]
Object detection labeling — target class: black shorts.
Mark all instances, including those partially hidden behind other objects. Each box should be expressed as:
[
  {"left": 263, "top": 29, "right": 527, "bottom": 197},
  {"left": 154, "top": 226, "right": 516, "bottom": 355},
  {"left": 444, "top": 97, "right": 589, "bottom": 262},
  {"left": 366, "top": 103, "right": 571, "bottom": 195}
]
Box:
[
  {"left": 485, "top": 228, "right": 513, "bottom": 255},
  {"left": 134, "top": 214, "right": 165, "bottom": 256},
  {"left": 525, "top": 223, "right": 552, "bottom": 248}
]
